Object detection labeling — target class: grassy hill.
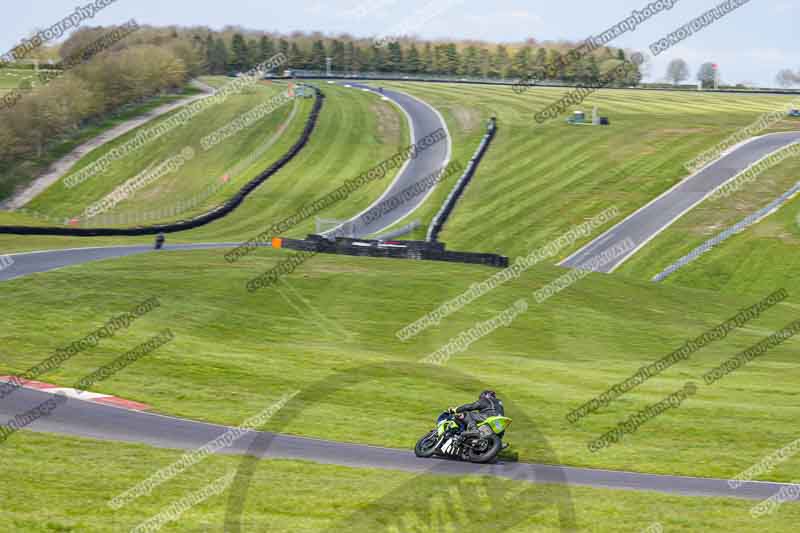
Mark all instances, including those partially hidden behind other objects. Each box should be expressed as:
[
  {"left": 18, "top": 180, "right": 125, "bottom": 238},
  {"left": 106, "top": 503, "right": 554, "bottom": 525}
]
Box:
[
  {"left": 23, "top": 78, "right": 299, "bottom": 224},
  {"left": 1, "top": 248, "right": 798, "bottom": 484}
]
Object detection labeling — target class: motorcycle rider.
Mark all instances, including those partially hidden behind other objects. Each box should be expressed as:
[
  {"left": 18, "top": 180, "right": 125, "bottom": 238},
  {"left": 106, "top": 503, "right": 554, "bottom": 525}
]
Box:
[{"left": 450, "top": 390, "right": 504, "bottom": 440}]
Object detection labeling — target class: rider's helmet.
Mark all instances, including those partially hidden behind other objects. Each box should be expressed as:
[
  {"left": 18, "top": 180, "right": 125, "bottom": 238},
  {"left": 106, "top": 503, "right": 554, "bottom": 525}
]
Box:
[{"left": 480, "top": 390, "right": 496, "bottom": 401}]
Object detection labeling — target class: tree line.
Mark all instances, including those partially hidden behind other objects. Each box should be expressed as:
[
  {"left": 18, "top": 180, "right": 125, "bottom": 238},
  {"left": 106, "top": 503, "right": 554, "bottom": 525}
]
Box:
[
  {"left": 204, "top": 32, "right": 641, "bottom": 85},
  {"left": 664, "top": 59, "right": 723, "bottom": 88},
  {"left": 665, "top": 58, "right": 800, "bottom": 91}
]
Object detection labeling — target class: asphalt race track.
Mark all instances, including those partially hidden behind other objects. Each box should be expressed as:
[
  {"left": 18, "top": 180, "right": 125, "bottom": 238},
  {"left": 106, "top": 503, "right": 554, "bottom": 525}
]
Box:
[
  {"left": 561, "top": 132, "right": 800, "bottom": 272},
  {"left": 0, "top": 243, "right": 245, "bottom": 282},
  {"left": 0, "top": 386, "right": 790, "bottom": 501},
  {"left": 322, "top": 82, "right": 451, "bottom": 238}
]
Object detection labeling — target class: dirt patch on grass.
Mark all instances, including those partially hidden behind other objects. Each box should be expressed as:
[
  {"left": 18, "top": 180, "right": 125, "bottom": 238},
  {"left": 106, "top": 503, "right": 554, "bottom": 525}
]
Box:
[
  {"left": 658, "top": 128, "right": 713, "bottom": 135},
  {"left": 451, "top": 106, "right": 481, "bottom": 133},
  {"left": 371, "top": 101, "right": 402, "bottom": 145},
  {"left": 765, "top": 119, "right": 800, "bottom": 133},
  {"left": 687, "top": 196, "right": 800, "bottom": 243},
  {"left": 751, "top": 219, "right": 800, "bottom": 243},
  {"left": 608, "top": 146, "right": 658, "bottom": 162},
  {"left": 641, "top": 128, "right": 713, "bottom": 141}
]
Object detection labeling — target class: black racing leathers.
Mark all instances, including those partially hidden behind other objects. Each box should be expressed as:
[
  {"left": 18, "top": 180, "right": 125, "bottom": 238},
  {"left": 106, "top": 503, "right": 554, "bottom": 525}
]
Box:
[{"left": 456, "top": 397, "right": 504, "bottom": 430}]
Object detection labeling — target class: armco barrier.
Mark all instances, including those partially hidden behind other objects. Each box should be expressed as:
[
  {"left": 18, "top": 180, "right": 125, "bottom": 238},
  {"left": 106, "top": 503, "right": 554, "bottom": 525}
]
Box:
[
  {"left": 427, "top": 117, "right": 497, "bottom": 242},
  {"left": 0, "top": 85, "right": 324, "bottom": 236},
  {"left": 297, "top": 71, "right": 800, "bottom": 96},
  {"left": 281, "top": 234, "right": 508, "bottom": 268},
  {"left": 652, "top": 180, "right": 800, "bottom": 282}
]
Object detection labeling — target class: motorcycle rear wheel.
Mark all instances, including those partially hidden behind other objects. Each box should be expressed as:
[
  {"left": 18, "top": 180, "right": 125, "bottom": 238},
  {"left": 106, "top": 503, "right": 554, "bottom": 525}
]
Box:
[
  {"left": 414, "top": 431, "right": 439, "bottom": 458},
  {"left": 466, "top": 434, "right": 502, "bottom": 463}
]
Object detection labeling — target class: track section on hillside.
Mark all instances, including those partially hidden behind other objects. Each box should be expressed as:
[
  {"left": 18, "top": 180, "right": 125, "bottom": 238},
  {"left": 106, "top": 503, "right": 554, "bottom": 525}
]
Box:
[
  {"left": 0, "top": 81, "right": 450, "bottom": 282},
  {"left": 0, "top": 243, "right": 249, "bottom": 282},
  {"left": 1, "top": 386, "right": 789, "bottom": 501},
  {"left": 561, "top": 132, "right": 800, "bottom": 272},
  {"left": 323, "top": 82, "right": 451, "bottom": 238}
]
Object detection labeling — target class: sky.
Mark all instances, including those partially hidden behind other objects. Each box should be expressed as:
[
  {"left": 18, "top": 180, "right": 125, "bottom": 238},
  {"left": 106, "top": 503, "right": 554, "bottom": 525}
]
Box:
[{"left": 2, "top": 0, "right": 797, "bottom": 87}]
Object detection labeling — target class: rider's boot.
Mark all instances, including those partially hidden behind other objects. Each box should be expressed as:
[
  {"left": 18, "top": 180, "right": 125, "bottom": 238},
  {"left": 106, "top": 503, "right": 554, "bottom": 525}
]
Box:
[{"left": 458, "top": 428, "right": 481, "bottom": 441}]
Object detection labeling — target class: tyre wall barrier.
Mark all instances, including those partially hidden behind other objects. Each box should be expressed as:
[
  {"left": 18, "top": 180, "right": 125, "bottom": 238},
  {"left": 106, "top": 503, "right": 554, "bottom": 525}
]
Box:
[
  {"left": 427, "top": 117, "right": 497, "bottom": 242},
  {"left": 0, "top": 85, "right": 325, "bottom": 237},
  {"left": 281, "top": 235, "right": 508, "bottom": 268}
]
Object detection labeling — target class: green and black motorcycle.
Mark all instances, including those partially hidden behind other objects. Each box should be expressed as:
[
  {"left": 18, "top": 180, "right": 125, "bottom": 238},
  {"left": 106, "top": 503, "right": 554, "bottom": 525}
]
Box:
[{"left": 414, "top": 411, "right": 512, "bottom": 463}]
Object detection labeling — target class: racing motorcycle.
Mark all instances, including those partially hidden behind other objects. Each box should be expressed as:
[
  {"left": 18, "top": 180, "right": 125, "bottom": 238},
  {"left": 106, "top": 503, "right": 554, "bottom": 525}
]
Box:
[{"left": 414, "top": 411, "right": 512, "bottom": 463}]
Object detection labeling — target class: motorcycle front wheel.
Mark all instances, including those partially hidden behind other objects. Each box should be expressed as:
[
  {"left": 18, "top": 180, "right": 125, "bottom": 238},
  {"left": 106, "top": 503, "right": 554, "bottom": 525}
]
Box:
[
  {"left": 466, "top": 434, "right": 502, "bottom": 463},
  {"left": 414, "top": 431, "right": 439, "bottom": 458}
]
